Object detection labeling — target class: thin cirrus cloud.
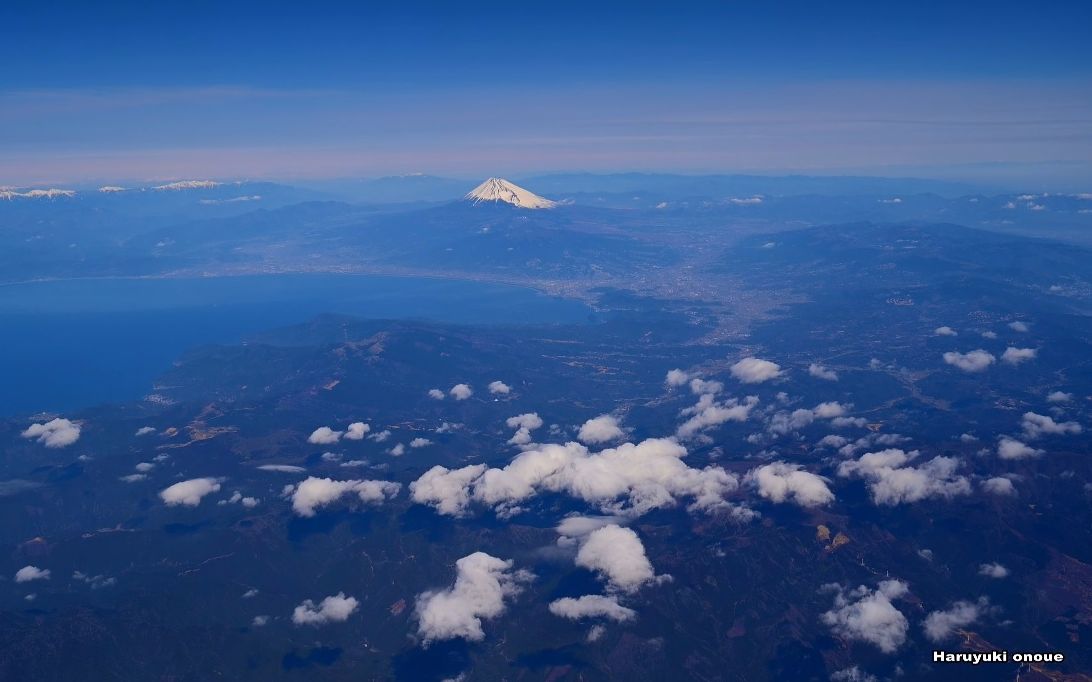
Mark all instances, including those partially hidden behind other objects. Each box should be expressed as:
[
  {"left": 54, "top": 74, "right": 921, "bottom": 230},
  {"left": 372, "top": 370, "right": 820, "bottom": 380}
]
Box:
[{"left": 4, "top": 80, "right": 1092, "bottom": 184}]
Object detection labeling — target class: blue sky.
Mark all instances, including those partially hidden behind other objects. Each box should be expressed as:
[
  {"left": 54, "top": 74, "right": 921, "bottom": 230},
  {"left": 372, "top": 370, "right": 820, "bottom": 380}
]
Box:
[{"left": 3, "top": 1, "right": 1091, "bottom": 187}]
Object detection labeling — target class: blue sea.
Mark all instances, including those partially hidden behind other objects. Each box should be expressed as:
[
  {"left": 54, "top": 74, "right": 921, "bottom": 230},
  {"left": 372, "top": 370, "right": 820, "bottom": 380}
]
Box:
[{"left": 0, "top": 274, "right": 591, "bottom": 416}]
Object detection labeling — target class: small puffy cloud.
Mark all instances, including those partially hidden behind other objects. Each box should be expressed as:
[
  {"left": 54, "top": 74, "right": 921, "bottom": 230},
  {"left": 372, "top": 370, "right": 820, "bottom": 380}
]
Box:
[
  {"left": 344, "top": 422, "right": 370, "bottom": 440},
  {"left": 1021, "top": 411, "right": 1081, "bottom": 439},
  {"left": 290, "top": 476, "right": 400, "bottom": 517},
  {"left": 160, "top": 478, "right": 221, "bottom": 506},
  {"left": 252, "top": 615, "right": 270, "bottom": 627},
  {"left": 923, "top": 597, "right": 993, "bottom": 642},
  {"left": 978, "top": 562, "right": 1009, "bottom": 578},
  {"left": 1047, "top": 391, "right": 1072, "bottom": 403},
  {"left": 411, "top": 438, "right": 745, "bottom": 519},
  {"left": 220, "top": 491, "right": 260, "bottom": 508},
  {"left": 414, "top": 552, "right": 532, "bottom": 644},
  {"left": 996, "top": 437, "right": 1043, "bottom": 460},
  {"left": 368, "top": 429, "right": 392, "bottom": 443},
  {"left": 981, "top": 330, "right": 998, "bottom": 339},
  {"left": 821, "top": 580, "right": 909, "bottom": 653},
  {"left": 575, "top": 525, "right": 663, "bottom": 594},
  {"left": 1009, "top": 321, "right": 1029, "bottom": 332},
  {"left": 943, "top": 350, "right": 995, "bottom": 373},
  {"left": 665, "top": 369, "right": 691, "bottom": 387},
  {"left": 134, "top": 426, "right": 156, "bottom": 437},
  {"left": 410, "top": 437, "right": 432, "bottom": 448},
  {"left": 135, "top": 462, "right": 155, "bottom": 472},
  {"left": 257, "top": 464, "right": 306, "bottom": 473},
  {"left": 506, "top": 412, "right": 544, "bottom": 446},
  {"left": 21, "top": 418, "right": 81, "bottom": 448},
  {"left": 808, "top": 363, "right": 839, "bottom": 381},
  {"left": 689, "top": 378, "right": 723, "bottom": 395},
  {"left": 746, "top": 462, "right": 834, "bottom": 508},
  {"left": 119, "top": 473, "right": 147, "bottom": 483},
  {"left": 549, "top": 594, "right": 636, "bottom": 622},
  {"left": 981, "top": 477, "right": 1017, "bottom": 496},
  {"left": 15, "top": 566, "right": 51, "bottom": 583},
  {"left": 818, "top": 434, "right": 849, "bottom": 448},
  {"left": 389, "top": 443, "right": 406, "bottom": 457},
  {"left": 488, "top": 381, "right": 511, "bottom": 395},
  {"left": 292, "top": 592, "right": 359, "bottom": 626},
  {"left": 837, "top": 449, "right": 970, "bottom": 505},
  {"left": 934, "top": 326, "right": 957, "bottom": 337},
  {"left": 815, "top": 402, "right": 849, "bottom": 419},
  {"left": 428, "top": 388, "right": 445, "bottom": 400},
  {"left": 307, "top": 426, "right": 342, "bottom": 444},
  {"left": 677, "top": 394, "right": 757, "bottom": 439},
  {"left": 1001, "top": 347, "right": 1037, "bottom": 365},
  {"left": 578, "top": 415, "right": 624, "bottom": 445},
  {"left": 449, "top": 384, "right": 473, "bottom": 400},
  {"left": 730, "top": 357, "right": 782, "bottom": 384}
]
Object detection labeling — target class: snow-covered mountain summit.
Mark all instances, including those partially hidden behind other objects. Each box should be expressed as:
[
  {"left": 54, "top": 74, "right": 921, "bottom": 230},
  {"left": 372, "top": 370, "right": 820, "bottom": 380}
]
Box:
[{"left": 464, "top": 178, "right": 556, "bottom": 209}]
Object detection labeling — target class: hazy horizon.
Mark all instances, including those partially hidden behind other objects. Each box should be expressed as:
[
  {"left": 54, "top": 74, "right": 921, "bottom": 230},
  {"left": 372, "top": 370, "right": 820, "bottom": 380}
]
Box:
[{"left": 4, "top": 2, "right": 1091, "bottom": 190}]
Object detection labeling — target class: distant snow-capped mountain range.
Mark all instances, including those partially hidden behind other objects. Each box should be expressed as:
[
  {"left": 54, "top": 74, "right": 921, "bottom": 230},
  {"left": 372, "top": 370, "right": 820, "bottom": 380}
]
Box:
[{"left": 0, "top": 177, "right": 561, "bottom": 209}]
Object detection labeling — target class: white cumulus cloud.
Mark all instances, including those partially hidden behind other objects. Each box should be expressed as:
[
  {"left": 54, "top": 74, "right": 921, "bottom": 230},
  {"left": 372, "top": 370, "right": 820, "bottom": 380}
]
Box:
[
  {"left": 449, "top": 384, "right": 473, "bottom": 400},
  {"left": 160, "top": 478, "right": 221, "bottom": 507},
  {"left": 290, "top": 476, "right": 400, "bottom": 517},
  {"left": 410, "top": 438, "right": 745, "bottom": 519},
  {"left": 575, "top": 525, "right": 664, "bottom": 594},
  {"left": 488, "top": 381, "right": 511, "bottom": 395},
  {"left": 344, "top": 422, "right": 370, "bottom": 440},
  {"left": 15, "top": 566, "right": 51, "bottom": 583},
  {"left": 292, "top": 592, "right": 359, "bottom": 626},
  {"left": 923, "top": 597, "right": 993, "bottom": 642},
  {"left": 996, "top": 437, "right": 1043, "bottom": 460},
  {"left": 943, "top": 350, "right": 995, "bottom": 372},
  {"left": 506, "top": 412, "right": 544, "bottom": 446},
  {"left": 746, "top": 462, "right": 834, "bottom": 507},
  {"left": 578, "top": 415, "right": 625, "bottom": 444},
  {"left": 808, "top": 363, "right": 839, "bottom": 381},
  {"left": 1001, "top": 347, "right": 1037, "bottom": 365},
  {"left": 414, "top": 552, "right": 532, "bottom": 644},
  {"left": 730, "top": 357, "right": 782, "bottom": 384},
  {"left": 307, "top": 426, "right": 342, "bottom": 444},
  {"left": 981, "top": 477, "right": 1016, "bottom": 496},
  {"left": 837, "top": 449, "right": 970, "bottom": 505},
  {"left": 1021, "top": 411, "right": 1081, "bottom": 439},
  {"left": 665, "top": 369, "right": 691, "bottom": 387},
  {"left": 821, "top": 580, "right": 909, "bottom": 653},
  {"left": 677, "top": 394, "right": 757, "bottom": 439},
  {"left": 549, "top": 594, "right": 636, "bottom": 622},
  {"left": 22, "top": 418, "right": 81, "bottom": 448}
]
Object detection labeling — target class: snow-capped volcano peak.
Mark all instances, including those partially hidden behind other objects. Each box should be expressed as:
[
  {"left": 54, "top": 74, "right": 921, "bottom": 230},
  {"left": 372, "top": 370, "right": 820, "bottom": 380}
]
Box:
[{"left": 465, "top": 178, "right": 556, "bottom": 209}]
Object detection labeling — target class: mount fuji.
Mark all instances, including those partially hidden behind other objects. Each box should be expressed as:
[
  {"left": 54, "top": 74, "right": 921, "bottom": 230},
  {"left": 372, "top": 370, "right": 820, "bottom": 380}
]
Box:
[{"left": 464, "top": 177, "right": 557, "bottom": 209}]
